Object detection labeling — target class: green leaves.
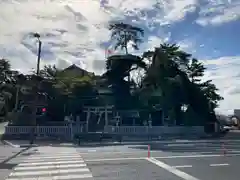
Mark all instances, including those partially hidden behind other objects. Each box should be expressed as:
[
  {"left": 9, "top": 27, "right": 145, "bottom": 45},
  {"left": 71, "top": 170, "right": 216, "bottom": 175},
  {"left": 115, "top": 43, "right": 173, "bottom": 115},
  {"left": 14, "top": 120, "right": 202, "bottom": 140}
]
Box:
[
  {"left": 0, "top": 22, "right": 223, "bottom": 127},
  {"left": 109, "top": 22, "right": 144, "bottom": 54},
  {"left": 187, "top": 58, "right": 206, "bottom": 82}
]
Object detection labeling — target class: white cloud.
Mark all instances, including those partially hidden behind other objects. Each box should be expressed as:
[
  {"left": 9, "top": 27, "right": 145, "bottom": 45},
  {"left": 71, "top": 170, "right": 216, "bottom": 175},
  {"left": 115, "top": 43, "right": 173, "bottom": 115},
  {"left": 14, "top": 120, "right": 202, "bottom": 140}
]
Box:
[
  {"left": 202, "top": 56, "right": 240, "bottom": 115},
  {"left": 196, "top": 0, "right": 240, "bottom": 26},
  {"left": 0, "top": 0, "right": 199, "bottom": 73}
]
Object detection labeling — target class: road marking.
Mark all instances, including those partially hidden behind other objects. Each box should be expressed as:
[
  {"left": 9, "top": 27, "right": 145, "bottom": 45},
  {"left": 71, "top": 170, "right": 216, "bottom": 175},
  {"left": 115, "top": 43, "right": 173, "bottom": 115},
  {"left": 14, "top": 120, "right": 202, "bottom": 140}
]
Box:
[
  {"left": 88, "top": 150, "right": 97, "bottom": 152},
  {"left": 147, "top": 158, "right": 200, "bottom": 180},
  {"left": 11, "top": 167, "right": 90, "bottom": 176},
  {"left": 85, "top": 153, "right": 240, "bottom": 162},
  {"left": 29, "top": 152, "right": 78, "bottom": 156},
  {"left": 173, "top": 165, "right": 193, "bottom": 168},
  {"left": 26, "top": 154, "right": 82, "bottom": 160},
  {"left": 210, "top": 163, "right": 229, "bottom": 167},
  {"left": 3, "top": 140, "right": 20, "bottom": 148},
  {"left": 15, "top": 163, "right": 87, "bottom": 171},
  {"left": 228, "top": 150, "right": 240, "bottom": 153},
  {"left": 24, "top": 157, "right": 84, "bottom": 163},
  {"left": 79, "top": 150, "right": 162, "bottom": 155},
  {"left": 165, "top": 143, "right": 195, "bottom": 147},
  {"left": 6, "top": 147, "right": 93, "bottom": 180},
  {"left": 6, "top": 174, "right": 93, "bottom": 180},
  {"left": 19, "top": 160, "right": 85, "bottom": 166},
  {"left": 175, "top": 140, "right": 191, "bottom": 142}
]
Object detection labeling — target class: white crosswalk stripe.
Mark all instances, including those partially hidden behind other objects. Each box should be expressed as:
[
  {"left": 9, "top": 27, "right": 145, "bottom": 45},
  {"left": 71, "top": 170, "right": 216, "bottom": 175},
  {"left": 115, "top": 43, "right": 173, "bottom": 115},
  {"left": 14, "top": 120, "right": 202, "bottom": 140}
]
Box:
[{"left": 5, "top": 147, "right": 94, "bottom": 180}]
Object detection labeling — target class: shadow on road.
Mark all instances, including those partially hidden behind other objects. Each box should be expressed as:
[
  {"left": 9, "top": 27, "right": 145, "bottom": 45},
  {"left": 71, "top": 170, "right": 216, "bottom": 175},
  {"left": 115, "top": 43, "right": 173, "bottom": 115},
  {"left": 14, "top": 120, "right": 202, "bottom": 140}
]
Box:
[{"left": 0, "top": 146, "right": 33, "bottom": 170}]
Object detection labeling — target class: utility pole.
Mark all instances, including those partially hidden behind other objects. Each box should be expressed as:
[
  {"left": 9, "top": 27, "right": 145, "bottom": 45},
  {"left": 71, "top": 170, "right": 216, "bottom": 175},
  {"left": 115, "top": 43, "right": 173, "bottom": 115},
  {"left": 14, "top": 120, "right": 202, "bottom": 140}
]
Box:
[
  {"left": 33, "top": 33, "right": 42, "bottom": 75},
  {"left": 30, "top": 33, "right": 42, "bottom": 145}
]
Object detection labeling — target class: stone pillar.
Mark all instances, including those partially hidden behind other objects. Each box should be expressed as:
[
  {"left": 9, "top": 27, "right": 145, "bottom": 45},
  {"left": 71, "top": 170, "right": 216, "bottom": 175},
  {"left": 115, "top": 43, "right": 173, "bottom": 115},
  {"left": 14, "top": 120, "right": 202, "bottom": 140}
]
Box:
[
  {"left": 69, "top": 122, "right": 73, "bottom": 140},
  {"left": 105, "top": 107, "right": 108, "bottom": 126},
  {"left": 86, "top": 109, "right": 90, "bottom": 132}
]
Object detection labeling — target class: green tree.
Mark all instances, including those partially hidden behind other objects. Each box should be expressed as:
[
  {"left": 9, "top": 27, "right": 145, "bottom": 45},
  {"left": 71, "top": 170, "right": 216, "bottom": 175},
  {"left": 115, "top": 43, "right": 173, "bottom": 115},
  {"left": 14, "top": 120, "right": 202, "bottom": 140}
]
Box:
[
  {"left": 0, "top": 59, "right": 21, "bottom": 119},
  {"left": 104, "top": 54, "right": 146, "bottom": 109},
  {"left": 187, "top": 58, "right": 206, "bottom": 83},
  {"left": 40, "top": 65, "right": 98, "bottom": 119},
  {"left": 199, "top": 80, "right": 224, "bottom": 110},
  {"left": 140, "top": 43, "right": 223, "bottom": 126},
  {"left": 109, "top": 22, "right": 144, "bottom": 54},
  {"left": 141, "top": 44, "right": 190, "bottom": 125},
  {"left": 187, "top": 58, "right": 223, "bottom": 110},
  {"left": 109, "top": 22, "right": 145, "bottom": 82}
]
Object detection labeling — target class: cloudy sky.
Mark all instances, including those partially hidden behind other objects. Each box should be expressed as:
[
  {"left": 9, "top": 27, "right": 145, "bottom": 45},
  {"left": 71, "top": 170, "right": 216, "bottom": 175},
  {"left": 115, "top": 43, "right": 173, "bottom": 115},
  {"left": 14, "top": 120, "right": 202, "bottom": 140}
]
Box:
[{"left": 0, "top": 0, "right": 239, "bottom": 114}]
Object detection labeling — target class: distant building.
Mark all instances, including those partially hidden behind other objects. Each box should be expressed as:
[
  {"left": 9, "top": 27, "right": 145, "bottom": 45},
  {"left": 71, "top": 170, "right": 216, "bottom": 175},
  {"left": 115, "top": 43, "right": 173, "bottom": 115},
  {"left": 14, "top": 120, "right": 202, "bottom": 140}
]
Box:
[
  {"left": 61, "top": 64, "right": 94, "bottom": 77},
  {"left": 234, "top": 109, "right": 240, "bottom": 118}
]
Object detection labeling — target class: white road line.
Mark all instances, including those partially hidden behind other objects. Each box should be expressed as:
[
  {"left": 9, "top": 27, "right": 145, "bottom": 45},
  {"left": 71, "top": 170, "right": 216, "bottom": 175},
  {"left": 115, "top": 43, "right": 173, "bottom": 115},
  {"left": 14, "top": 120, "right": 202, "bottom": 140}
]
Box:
[
  {"left": 52, "top": 174, "right": 93, "bottom": 179},
  {"left": 19, "top": 160, "right": 85, "bottom": 166},
  {"left": 78, "top": 150, "right": 162, "bottom": 155},
  {"left": 25, "top": 156, "right": 83, "bottom": 162},
  {"left": 27, "top": 154, "right": 82, "bottom": 158},
  {"left": 84, "top": 153, "right": 240, "bottom": 162},
  {"left": 146, "top": 158, "right": 200, "bottom": 180},
  {"left": 88, "top": 150, "right": 97, "bottom": 152},
  {"left": 173, "top": 165, "right": 193, "bottom": 168},
  {"left": 6, "top": 174, "right": 93, "bottom": 180},
  {"left": 210, "top": 163, "right": 229, "bottom": 167},
  {"left": 165, "top": 144, "right": 195, "bottom": 147},
  {"left": 29, "top": 153, "right": 80, "bottom": 157},
  {"left": 15, "top": 163, "right": 87, "bottom": 171},
  {"left": 85, "top": 157, "right": 145, "bottom": 162},
  {"left": 175, "top": 140, "right": 191, "bottom": 142},
  {"left": 6, "top": 147, "right": 94, "bottom": 180},
  {"left": 10, "top": 167, "right": 90, "bottom": 177},
  {"left": 228, "top": 150, "right": 240, "bottom": 153}
]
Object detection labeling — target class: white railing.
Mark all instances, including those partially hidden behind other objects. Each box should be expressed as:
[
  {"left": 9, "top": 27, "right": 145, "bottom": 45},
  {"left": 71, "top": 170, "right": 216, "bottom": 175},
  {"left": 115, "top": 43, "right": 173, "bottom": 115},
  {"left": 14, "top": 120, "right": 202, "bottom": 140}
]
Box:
[
  {"left": 4, "top": 125, "right": 205, "bottom": 141},
  {"left": 104, "top": 126, "right": 205, "bottom": 136},
  {"left": 5, "top": 126, "right": 72, "bottom": 138},
  {"left": 4, "top": 123, "right": 87, "bottom": 140}
]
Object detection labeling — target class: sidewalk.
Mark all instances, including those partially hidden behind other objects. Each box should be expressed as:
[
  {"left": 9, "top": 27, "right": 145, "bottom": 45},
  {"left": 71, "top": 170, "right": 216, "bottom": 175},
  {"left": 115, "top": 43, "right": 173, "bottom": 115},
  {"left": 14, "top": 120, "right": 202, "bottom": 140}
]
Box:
[
  {"left": 5, "top": 146, "right": 94, "bottom": 180},
  {"left": 3, "top": 139, "right": 75, "bottom": 148},
  {"left": 4, "top": 132, "right": 236, "bottom": 148}
]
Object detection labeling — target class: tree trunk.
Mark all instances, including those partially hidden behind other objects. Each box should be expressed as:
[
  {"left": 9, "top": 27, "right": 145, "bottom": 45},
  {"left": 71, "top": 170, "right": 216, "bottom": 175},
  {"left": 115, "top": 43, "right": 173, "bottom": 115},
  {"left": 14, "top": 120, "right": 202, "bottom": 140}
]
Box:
[
  {"left": 124, "top": 31, "right": 128, "bottom": 54},
  {"left": 123, "top": 31, "right": 130, "bottom": 82}
]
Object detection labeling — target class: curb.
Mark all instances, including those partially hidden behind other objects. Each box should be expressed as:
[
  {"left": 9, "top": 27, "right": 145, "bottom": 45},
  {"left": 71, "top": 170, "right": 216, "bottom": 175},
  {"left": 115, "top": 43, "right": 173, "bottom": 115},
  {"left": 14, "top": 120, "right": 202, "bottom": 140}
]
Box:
[
  {"left": 2, "top": 139, "right": 44, "bottom": 148},
  {"left": 3, "top": 140, "right": 39, "bottom": 148},
  {"left": 3, "top": 140, "right": 77, "bottom": 148},
  {"left": 3, "top": 140, "right": 21, "bottom": 148}
]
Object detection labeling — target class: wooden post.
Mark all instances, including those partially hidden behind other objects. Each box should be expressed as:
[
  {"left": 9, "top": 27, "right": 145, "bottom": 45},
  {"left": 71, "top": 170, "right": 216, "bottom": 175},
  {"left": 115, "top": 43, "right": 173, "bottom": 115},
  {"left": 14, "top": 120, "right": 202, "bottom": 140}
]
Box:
[
  {"left": 86, "top": 108, "right": 90, "bottom": 132},
  {"left": 105, "top": 106, "right": 108, "bottom": 126},
  {"left": 162, "top": 110, "right": 164, "bottom": 126}
]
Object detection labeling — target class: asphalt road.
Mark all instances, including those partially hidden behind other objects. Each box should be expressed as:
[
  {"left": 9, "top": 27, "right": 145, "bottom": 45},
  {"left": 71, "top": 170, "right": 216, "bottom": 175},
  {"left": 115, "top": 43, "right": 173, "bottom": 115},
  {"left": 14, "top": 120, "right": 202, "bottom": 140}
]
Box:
[
  {"left": 76, "top": 139, "right": 240, "bottom": 180},
  {"left": 2, "top": 138, "right": 240, "bottom": 180},
  {"left": 0, "top": 144, "right": 33, "bottom": 180},
  {"left": 0, "top": 122, "right": 7, "bottom": 135}
]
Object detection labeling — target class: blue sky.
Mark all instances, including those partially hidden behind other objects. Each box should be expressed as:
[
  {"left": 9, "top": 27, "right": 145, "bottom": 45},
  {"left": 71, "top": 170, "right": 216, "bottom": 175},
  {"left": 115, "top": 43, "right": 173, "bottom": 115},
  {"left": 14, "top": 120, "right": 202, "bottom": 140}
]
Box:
[{"left": 0, "top": 0, "right": 239, "bottom": 114}]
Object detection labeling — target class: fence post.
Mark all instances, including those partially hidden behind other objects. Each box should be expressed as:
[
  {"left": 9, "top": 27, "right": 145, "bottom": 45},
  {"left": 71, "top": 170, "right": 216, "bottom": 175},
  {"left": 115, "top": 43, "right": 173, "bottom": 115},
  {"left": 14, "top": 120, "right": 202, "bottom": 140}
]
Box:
[{"left": 69, "top": 122, "right": 73, "bottom": 141}]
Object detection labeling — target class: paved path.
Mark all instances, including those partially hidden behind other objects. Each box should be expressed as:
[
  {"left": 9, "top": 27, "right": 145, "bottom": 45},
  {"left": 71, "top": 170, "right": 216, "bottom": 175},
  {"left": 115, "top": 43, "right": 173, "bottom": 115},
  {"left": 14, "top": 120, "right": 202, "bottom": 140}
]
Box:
[
  {"left": 0, "top": 144, "right": 29, "bottom": 180},
  {"left": 4, "top": 138, "right": 240, "bottom": 180},
  {"left": 76, "top": 139, "right": 240, "bottom": 180},
  {"left": 5, "top": 146, "right": 93, "bottom": 180}
]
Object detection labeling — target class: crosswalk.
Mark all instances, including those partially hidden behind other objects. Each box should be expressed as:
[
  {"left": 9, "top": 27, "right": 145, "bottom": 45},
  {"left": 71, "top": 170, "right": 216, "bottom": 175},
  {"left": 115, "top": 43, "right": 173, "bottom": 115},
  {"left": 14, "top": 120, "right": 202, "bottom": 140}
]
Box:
[{"left": 6, "top": 147, "right": 93, "bottom": 180}]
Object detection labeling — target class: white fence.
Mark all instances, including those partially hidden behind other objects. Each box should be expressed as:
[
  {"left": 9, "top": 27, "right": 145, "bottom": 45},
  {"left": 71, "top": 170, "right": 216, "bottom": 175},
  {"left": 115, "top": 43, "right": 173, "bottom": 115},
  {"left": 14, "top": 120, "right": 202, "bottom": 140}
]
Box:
[
  {"left": 104, "top": 126, "right": 205, "bottom": 136},
  {"left": 4, "top": 125, "right": 205, "bottom": 140},
  {"left": 5, "top": 126, "right": 73, "bottom": 140}
]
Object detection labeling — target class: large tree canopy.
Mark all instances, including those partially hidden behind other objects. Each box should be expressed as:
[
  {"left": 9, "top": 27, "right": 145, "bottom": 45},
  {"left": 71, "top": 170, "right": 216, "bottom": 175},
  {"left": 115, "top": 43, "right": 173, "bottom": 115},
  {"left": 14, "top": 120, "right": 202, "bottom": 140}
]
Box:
[{"left": 0, "top": 22, "right": 223, "bottom": 130}]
